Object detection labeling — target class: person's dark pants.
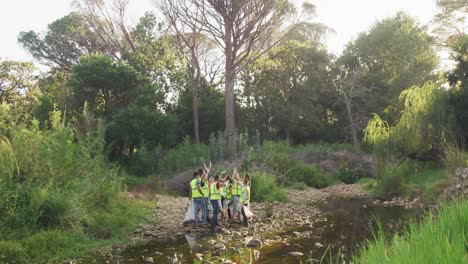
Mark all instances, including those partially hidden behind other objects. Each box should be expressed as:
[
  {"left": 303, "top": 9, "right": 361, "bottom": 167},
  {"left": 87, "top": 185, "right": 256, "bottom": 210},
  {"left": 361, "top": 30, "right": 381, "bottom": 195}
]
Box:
[
  {"left": 210, "top": 200, "right": 219, "bottom": 227},
  {"left": 241, "top": 203, "right": 249, "bottom": 226}
]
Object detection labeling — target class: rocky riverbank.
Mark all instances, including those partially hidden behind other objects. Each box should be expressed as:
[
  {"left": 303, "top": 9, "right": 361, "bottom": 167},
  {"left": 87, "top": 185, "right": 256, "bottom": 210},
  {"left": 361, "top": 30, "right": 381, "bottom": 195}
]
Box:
[{"left": 94, "top": 184, "right": 371, "bottom": 259}]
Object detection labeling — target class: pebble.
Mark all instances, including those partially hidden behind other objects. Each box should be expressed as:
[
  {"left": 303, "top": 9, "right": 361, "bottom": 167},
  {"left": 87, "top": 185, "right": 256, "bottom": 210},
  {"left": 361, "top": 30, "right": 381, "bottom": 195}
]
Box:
[
  {"left": 214, "top": 243, "right": 226, "bottom": 250},
  {"left": 314, "top": 242, "right": 324, "bottom": 248},
  {"left": 288, "top": 252, "right": 304, "bottom": 257},
  {"left": 246, "top": 238, "right": 262, "bottom": 247}
]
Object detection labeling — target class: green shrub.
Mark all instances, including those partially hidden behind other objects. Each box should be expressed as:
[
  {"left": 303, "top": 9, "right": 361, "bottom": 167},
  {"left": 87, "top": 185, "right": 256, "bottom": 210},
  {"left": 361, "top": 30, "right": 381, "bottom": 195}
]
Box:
[
  {"left": 356, "top": 199, "right": 468, "bottom": 263},
  {"left": 250, "top": 172, "right": 288, "bottom": 203},
  {"left": 158, "top": 137, "right": 209, "bottom": 175},
  {"left": 0, "top": 241, "right": 27, "bottom": 263},
  {"left": 335, "top": 167, "right": 361, "bottom": 184},
  {"left": 375, "top": 160, "right": 413, "bottom": 197},
  {"left": 287, "top": 163, "right": 333, "bottom": 188}
]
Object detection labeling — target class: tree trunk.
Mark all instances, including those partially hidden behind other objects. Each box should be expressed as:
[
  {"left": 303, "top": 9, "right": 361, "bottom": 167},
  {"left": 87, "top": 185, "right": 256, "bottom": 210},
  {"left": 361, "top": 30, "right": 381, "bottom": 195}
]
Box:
[
  {"left": 345, "top": 98, "right": 359, "bottom": 147},
  {"left": 192, "top": 81, "right": 200, "bottom": 144},
  {"left": 225, "top": 19, "right": 237, "bottom": 156},
  {"left": 225, "top": 67, "right": 237, "bottom": 155}
]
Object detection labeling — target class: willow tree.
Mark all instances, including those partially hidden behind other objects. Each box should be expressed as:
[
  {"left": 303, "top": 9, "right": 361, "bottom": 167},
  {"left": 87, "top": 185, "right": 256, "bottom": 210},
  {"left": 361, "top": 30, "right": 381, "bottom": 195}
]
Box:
[
  {"left": 184, "top": 0, "right": 295, "bottom": 153},
  {"left": 364, "top": 82, "right": 449, "bottom": 159}
]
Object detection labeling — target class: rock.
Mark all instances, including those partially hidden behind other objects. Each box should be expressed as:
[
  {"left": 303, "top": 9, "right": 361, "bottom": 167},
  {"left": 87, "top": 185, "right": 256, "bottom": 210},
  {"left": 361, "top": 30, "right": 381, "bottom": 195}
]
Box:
[
  {"left": 221, "top": 228, "right": 231, "bottom": 235},
  {"left": 144, "top": 257, "right": 154, "bottom": 263},
  {"left": 195, "top": 253, "right": 204, "bottom": 259},
  {"left": 143, "top": 231, "right": 153, "bottom": 237},
  {"left": 214, "top": 243, "right": 226, "bottom": 250},
  {"left": 246, "top": 238, "right": 262, "bottom": 247},
  {"left": 314, "top": 242, "right": 324, "bottom": 248},
  {"left": 288, "top": 252, "right": 304, "bottom": 257}
]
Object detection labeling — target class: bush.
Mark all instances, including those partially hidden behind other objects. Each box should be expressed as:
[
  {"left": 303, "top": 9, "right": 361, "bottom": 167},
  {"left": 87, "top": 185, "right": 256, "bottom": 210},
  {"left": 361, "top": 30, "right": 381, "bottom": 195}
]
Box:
[
  {"left": 250, "top": 172, "right": 288, "bottom": 203},
  {"left": 0, "top": 120, "right": 150, "bottom": 262},
  {"left": 356, "top": 199, "right": 468, "bottom": 263},
  {"left": 0, "top": 241, "right": 27, "bottom": 263},
  {"left": 335, "top": 167, "right": 361, "bottom": 184},
  {"left": 158, "top": 137, "right": 209, "bottom": 175},
  {"left": 375, "top": 160, "right": 413, "bottom": 197},
  {"left": 287, "top": 163, "right": 333, "bottom": 188}
]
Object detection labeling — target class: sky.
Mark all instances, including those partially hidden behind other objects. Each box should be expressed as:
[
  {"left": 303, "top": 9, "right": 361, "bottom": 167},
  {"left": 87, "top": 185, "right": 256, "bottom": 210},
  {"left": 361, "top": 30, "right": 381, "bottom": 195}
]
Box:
[{"left": 0, "top": 0, "right": 438, "bottom": 63}]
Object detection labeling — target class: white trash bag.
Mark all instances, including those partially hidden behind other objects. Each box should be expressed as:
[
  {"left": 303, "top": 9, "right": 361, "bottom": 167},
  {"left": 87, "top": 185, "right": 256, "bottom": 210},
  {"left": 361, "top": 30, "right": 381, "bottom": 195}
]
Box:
[
  {"left": 183, "top": 204, "right": 195, "bottom": 226},
  {"left": 242, "top": 205, "right": 254, "bottom": 219}
]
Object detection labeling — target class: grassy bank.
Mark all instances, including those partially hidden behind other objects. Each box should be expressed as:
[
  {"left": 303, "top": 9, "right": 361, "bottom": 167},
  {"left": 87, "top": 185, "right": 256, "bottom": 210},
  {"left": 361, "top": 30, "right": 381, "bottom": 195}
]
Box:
[
  {"left": 355, "top": 199, "right": 468, "bottom": 263},
  {"left": 0, "top": 124, "right": 151, "bottom": 263}
]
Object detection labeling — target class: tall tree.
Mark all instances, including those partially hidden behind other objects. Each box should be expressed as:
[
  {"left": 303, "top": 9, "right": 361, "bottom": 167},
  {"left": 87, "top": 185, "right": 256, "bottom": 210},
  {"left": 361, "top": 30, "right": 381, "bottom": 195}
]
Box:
[
  {"left": 432, "top": 0, "right": 467, "bottom": 47},
  {"left": 0, "top": 60, "right": 39, "bottom": 132},
  {"left": 18, "top": 12, "right": 111, "bottom": 70},
  {"left": 185, "top": 0, "right": 295, "bottom": 152},
  {"left": 341, "top": 12, "right": 438, "bottom": 122},
  {"left": 157, "top": 0, "right": 222, "bottom": 144}
]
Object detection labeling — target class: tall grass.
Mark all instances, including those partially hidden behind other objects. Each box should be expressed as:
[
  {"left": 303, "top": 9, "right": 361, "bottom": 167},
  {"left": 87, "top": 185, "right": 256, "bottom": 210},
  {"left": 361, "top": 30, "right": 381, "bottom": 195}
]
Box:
[
  {"left": 0, "top": 121, "right": 150, "bottom": 262},
  {"left": 250, "top": 172, "right": 288, "bottom": 203},
  {"left": 355, "top": 199, "right": 468, "bottom": 264},
  {"left": 255, "top": 141, "right": 334, "bottom": 188}
]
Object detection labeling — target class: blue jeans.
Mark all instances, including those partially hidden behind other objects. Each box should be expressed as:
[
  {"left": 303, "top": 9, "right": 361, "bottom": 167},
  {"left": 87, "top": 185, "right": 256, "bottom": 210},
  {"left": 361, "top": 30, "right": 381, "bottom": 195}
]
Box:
[
  {"left": 210, "top": 200, "right": 219, "bottom": 227},
  {"left": 193, "top": 198, "right": 207, "bottom": 226},
  {"left": 204, "top": 197, "right": 210, "bottom": 223},
  {"left": 232, "top": 195, "right": 240, "bottom": 215}
]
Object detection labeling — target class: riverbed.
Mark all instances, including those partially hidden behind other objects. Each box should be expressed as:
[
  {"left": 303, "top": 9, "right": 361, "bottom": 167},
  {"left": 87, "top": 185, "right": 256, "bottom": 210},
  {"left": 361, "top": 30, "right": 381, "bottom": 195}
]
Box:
[{"left": 83, "top": 194, "right": 422, "bottom": 264}]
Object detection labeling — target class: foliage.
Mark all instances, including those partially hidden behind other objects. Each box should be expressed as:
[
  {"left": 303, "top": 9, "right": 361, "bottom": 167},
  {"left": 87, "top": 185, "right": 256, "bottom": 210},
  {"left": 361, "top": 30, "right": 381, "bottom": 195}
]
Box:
[
  {"left": 448, "top": 35, "right": 468, "bottom": 145},
  {"left": 158, "top": 137, "right": 209, "bottom": 175},
  {"left": 341, "top": 12, "right": 438, "bottom": 121},
  {"left": 241, "top": 40, "right": 339, "bottom": 143},
  {"left": 250, "top": 172, "right": 288, "bottom": 203},
  {"left": 374, "top": 160, "right": 413, "bottom": 197},
  {"left": 175, "top": 83, "right": 225, "bottom": 142},
  {"left": 18, "top": 12, "right": 114, "bottom": 70},
  {"left": 334, "top": 167, "right": 361, "bottom": 184},
  {"left": 355, "top": 199, "right": 468, "bottom": 264},
  {"left": 0, "top": 117, "right": 150, "bottom": 262},
  {"left": 255, "top": 141, "right": 334, "bottom": 188},
  {"left": 69, "top": 54, "right": 148, "bottom": 116},
  {"left": 365, "top": 82, "right": 450, "bottom": 157}
]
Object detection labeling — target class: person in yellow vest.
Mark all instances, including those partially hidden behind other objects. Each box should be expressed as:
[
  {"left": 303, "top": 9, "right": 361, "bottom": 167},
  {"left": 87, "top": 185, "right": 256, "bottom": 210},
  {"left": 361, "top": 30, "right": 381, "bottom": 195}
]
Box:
[
  {"left": 210, "top": 174, "right": 222, "bottom": 228},
  {"left": 199, "top": 168, "right": 210, "bottom": 223},
  {"left": 190, "top": 171, "right": 207, "bottom": 228},
  {"left": 239, "top": 174, "right": 251, "bottom": 227},
  {"left": 231, "top": 169, "right": 242, "bottom": 221},
  {"left": 221, "top": 175, "right": 233, "bottom": 220}
]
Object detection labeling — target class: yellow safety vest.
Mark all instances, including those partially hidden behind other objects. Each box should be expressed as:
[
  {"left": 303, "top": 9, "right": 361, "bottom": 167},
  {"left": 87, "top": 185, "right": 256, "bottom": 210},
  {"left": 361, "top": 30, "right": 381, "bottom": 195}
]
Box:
[
  {"left": 210, "top": 182, "right": 221, "bottom": 200},
  {"left": 190, "top": 179, "right": 203, "bottom": 198},
  {"left": 240, "top": 185, "right": 250, "bottom": 205},
  {"left": 232, "top": 182, "right": 241, "bottom": 196},
  {"left": 202, "top": 181, "right": 209, "bottom": 197},
  {"left": 222, "top": 183, "right": 232, "bottom": 199}
]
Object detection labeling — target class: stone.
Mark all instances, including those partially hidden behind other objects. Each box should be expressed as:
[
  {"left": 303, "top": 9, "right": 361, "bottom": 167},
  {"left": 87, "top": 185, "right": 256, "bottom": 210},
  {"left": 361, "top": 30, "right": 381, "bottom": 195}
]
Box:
[
  {"left": 221, "top": 228, "right": 231, "bottom": 235},
  {"left": 143, "top": 231, "right": 153, "bottom": 237},
  {"left": 314, "top": 242, "right": 324, "bottom": 248},
  {"left": 288, "top": 252, "right": 304, "bottom": 257},
  {"left": 246, "top": 238, "right": 262, "bottom": 247},
  {"left": 144, "top": 257, "right": 154, "bottom": 263},
  {"left": 214, "top": 243, "right": 226, "bottom": 250}
]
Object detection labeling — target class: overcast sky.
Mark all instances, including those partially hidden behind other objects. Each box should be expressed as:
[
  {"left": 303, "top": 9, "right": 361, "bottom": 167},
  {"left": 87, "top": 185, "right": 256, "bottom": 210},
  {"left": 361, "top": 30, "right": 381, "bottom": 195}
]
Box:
[{"left": 0, "top": 0, "right": 438, "bottom": 63}]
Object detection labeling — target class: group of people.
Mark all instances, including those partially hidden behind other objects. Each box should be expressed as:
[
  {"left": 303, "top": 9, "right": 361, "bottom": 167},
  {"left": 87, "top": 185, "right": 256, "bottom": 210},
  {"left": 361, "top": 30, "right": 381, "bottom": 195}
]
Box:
[{"left": 189, "top": 162, "right": 252, "bottom": 229}]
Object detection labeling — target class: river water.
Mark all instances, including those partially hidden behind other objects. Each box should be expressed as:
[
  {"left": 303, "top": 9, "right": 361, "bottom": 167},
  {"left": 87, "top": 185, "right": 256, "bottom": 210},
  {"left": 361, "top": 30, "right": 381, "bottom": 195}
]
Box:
[{"left": 85, "top": 197, "right": 420, "bottom": 263}]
